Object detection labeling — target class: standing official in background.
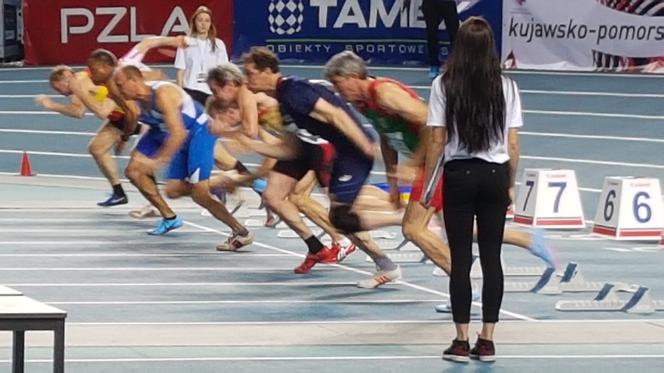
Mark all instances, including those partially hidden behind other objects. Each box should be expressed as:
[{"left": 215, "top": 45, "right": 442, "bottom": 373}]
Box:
[
  {"left": 175, "top": 5, "right": 229, "bottom": 106},
  {"left": 422, "top": 0, "right": 459, "bottom": 79}
]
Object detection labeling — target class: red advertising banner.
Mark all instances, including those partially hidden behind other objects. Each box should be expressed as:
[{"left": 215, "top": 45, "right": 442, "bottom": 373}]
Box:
[{"left": 24, "top": 0, "right": 233, "bottom": 65}]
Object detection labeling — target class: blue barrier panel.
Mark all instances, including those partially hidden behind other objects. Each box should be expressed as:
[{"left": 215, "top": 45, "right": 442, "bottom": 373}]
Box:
[{"left": 233, "top": 0, "right": 502, "bottom": 65}]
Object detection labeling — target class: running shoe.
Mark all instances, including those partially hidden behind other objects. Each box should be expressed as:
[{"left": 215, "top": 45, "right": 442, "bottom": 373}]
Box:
[{"left": 148, "top": 216, "right": 183, "bottom": 235}]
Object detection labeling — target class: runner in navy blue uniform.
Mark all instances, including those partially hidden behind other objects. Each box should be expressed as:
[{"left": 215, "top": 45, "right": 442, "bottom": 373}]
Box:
[{"left": 242, "top": 47, "right": 401, "bottom": 287}]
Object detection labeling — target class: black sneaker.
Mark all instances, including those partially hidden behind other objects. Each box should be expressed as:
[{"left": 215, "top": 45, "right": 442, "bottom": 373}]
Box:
[
  {"left": 470, "top": 337, "right": 496, "bottom": 362},
  {"left": 442, "top": 339, "right": 470, "bottom": 363},
  {"left": 97, "top": 194, "right": 128, "bottom": 207}
]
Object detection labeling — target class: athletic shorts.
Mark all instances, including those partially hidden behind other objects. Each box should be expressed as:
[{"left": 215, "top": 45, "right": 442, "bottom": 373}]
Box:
[
  {"left": 328, "top": 146, "right": 373, "bottom": 204},
  {"left": 135, "top": 125, "right": 216, "bottom": 183},
  {"left": 410, "top": 166, "right": 444, "bottom": 212},
  {"left": 272, "top": 141, "right": 336, "bottom": 187}
]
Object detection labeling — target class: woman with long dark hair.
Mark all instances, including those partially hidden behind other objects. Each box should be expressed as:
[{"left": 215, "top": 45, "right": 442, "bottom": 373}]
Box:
[{"left": 423, "top": 17, "right": 522, "bottom": 363}]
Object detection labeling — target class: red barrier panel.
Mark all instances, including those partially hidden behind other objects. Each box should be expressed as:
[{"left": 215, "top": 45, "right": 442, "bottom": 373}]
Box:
[{"left": 24, "top": 0, "right": 233, "bottom": 65}]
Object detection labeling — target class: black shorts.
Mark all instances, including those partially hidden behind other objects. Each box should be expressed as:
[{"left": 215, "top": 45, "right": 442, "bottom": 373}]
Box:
[
  {"left": 184, "top": 88, "right": 210, "bottom": 107},
  {"left": 272, "top": 141, "right": 336, "bottom": 187}
]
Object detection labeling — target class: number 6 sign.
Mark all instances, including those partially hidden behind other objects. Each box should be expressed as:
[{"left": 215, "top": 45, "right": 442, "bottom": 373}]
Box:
[
  {"left": 514, "top": 169, "right": 585, "bottom": 229},
  {"left": 592, "top": 177, "right": 663, "bottom": 240}
]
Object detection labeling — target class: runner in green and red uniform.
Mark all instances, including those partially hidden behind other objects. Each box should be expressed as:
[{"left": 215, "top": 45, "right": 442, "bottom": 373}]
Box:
[{"left": 325, "top": 51, "right": 558, "bottom": 309}]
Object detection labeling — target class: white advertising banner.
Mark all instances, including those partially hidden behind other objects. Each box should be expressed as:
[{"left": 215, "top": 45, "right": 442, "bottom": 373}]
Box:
[{"left": 502, "top": 0, "right": 664, "bottom": 72}]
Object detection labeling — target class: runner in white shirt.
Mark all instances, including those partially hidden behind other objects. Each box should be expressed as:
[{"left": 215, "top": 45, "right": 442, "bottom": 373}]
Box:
[{"left": 175, "top": 5, "right": 229, "bottom": 105}]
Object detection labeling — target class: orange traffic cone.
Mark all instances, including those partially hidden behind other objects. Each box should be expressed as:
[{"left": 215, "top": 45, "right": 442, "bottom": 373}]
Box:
[{"left": 19, "top": 151, "right": 35, "bottom": 176}]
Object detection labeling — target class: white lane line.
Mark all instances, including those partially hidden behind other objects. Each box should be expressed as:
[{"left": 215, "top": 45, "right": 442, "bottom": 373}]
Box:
[
  {"left": 0, "top": 80, "right": 49, "bottom": 83},
  {"left": 0, "top": 94, "right": 60, "bottom": 98},
  {"left": 524, "top": 109, "right": 664, "bottom": 120},
  {"left": 6, "top": 282, "right": 360, "bottom": 287},
  {"left": 183, "top": 220, "right": 536, "bottom": 322},
  {"left": 3, "top": 354, "right": 664, "bottom": 364},
  {"left": 521, "top": 155, "right": 664, "bottom": 169},
  {"left": 62, "top": 318, "right": 664, "bottom": 325},
  {"left": 0, "top": 110, "right": 95, "bottom": 116},
  {"left": 44, "top": 299, "right": 439, "bottom": 305},
  {"left": 0, "top": 267, "right": 339, "bottom": 271},
  {"left": 0, "top": 129, "right": 95, "bottom": 136},
  {"left": 0, "top": 241, "right": 225, "bottom": 246},
  {"left": 519, "top": 90, "right": 664, "bottom": 98},
  {"left": 0, "top": 253, "right": 291, "bottom": 258},
  {"left": 0, "top": 149, "right": 129, "bottom": 159},
  {"left": 520, "top": 131, "right": 664, "bottom": 144}
]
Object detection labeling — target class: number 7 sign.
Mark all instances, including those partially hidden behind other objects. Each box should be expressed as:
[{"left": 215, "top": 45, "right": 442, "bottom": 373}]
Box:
[{"left": 514, "top": 169, "right": 585, "bottom": 229}]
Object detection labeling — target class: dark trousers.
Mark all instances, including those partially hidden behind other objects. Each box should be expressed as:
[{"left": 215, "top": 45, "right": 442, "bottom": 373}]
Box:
[
  {"left": 443, "top": 158, "right": 510, "bottom": 324},
  {"left": 422, "top": 0, "right": 459, "bottom": 67}
]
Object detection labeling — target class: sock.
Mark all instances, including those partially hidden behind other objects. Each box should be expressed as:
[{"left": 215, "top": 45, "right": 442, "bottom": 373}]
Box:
[
  {"left": 304, "top": 235, "right": 325, "bottom": 254},
  {"left": 165, "top": 215, "right": 177, "bottom": 221},
  {"left": 374, "top": 255, "right": 397, "bottom": 272},
  {"left": 233, "top": 161, "right": 250, "bottom": 174},
  {"left": 112, "top": 184, "right": 126, "bottom": 197}
]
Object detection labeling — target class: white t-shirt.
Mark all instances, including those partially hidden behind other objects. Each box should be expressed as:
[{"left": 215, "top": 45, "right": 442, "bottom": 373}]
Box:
[
  {"left": 174, "top": 37, "right": 229, "bottom": 94},
  {"left": 427, "top": 75, "right": 523, "bottom": 164}
]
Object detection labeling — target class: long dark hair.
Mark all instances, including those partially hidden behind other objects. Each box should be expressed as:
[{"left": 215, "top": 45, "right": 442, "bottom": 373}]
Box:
[{"left": 442, "top": 17, "right": 505, "bottom": 153}]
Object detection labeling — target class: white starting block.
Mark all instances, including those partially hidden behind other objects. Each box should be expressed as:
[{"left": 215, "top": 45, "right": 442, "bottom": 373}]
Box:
[
  {"left": 502, "top": 262, "right": 606, "bottom": 294},
  {"left": 592, "top": 177, "right": 663, "bottom": 240},
  {"left": 556, "top": 283, "right": 664, "bottom": 314},
  {"left": 514, "top": 169, "right": 585, "bottom": 229}
]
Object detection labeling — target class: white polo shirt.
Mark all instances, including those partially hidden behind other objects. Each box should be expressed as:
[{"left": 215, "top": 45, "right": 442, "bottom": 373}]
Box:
[
  {"left": 174, "top": 37, "right": 229, "bottom": 95},
  {"left": 426, "top": 75, "right": 523, "bottom": 164}
]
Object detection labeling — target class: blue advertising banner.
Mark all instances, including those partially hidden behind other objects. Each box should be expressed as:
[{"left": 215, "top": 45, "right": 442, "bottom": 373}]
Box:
[{"left": 232, "top": 0, "right": 502, "bottom": 65}]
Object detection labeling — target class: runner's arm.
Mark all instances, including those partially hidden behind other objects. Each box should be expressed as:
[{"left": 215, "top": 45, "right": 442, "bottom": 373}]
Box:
[
  {"left": 36, "top": 94, "right": 86, "bottom": 119},
  {"left": 309, "top": 98, "right": 374, "bottom": 157},
  {"left": 154, "top": 86, "right": 188, "bottom": 163}
]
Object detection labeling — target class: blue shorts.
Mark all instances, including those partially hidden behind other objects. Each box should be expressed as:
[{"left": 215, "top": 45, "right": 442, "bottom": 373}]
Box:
[
  {"left": 328, "top": 147, "right": 373, "bottom": 204},
  {"left": 135, "top": 126, "right": 216, "bottom": 183},
  {"left": 135, "top": 128, "right": 167, "bottom": 158}
]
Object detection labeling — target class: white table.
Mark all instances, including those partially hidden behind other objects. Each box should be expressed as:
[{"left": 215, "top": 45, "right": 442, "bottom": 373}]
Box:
[{"left": 0, "top": 296, "right": 67, "bottom": 373}]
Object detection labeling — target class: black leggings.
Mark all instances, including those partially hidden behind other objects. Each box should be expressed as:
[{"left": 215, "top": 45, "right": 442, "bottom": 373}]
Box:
[
  {"left": 443, "top": 159, "right": 510, "bottom": 324},
  {"left": 422, "top": 0, "right": 459, "bottom": 67}
]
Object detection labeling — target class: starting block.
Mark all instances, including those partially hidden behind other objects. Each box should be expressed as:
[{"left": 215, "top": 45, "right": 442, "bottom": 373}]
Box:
[
  {"left": 556, "top": 283, "right": 664, "bottom": 314},
  {"left": 514, "top": 169, "right": 585, "bottom": 229},
  {"left": 502, "top": 262, "right": 605, "bottom": 294},
  {"left": 592, "top": 177, "right": 663, "bottom": 240}
]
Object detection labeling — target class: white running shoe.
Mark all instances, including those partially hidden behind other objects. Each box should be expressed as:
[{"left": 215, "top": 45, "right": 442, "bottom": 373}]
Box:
[
  {"left": 356, "top": 266, "right": 402, "bottom": 289},
  {"left": 216, "top": 232, "right": 254, "bottom": 252}
]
